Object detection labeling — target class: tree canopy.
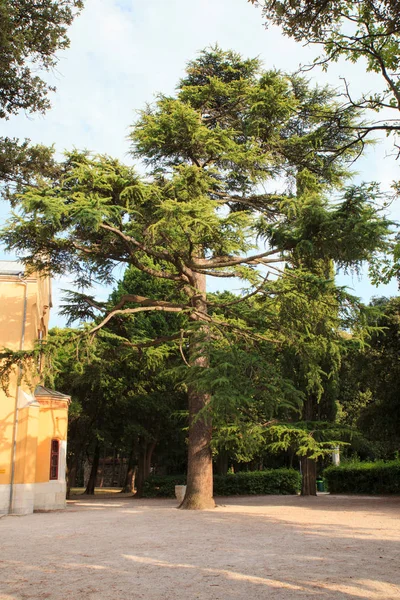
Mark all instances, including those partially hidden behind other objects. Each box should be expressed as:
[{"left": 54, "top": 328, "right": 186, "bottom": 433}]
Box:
[
  {"left": 251, "top": 1, "right": 400, "bottom": 140},
  {"left": 339, "top": 296, "right": 400, "bottom": 457},
  {"left": 0, "top": 0, "right": 83, "bottom": 119},
  {"left": 0, "top": 1, "right": 83, "bottom": 197},
  {"left": 1, "top": 47, "right": 393, "bottom": 506}
]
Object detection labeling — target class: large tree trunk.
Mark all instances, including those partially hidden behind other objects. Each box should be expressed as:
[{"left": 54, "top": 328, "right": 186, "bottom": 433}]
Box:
[
  {"left": 122, "top": 465, "right": 137, "bottom": 494},
  {"left": 99, "top": 446, "right": 106, "bottom": 488},
  {"left": 121, "top": 443, "right": 136, "bottom": 493},
  {"left": 84, "top": 442, "right": 100, "bottom": 495},
  {"left": 301, "top": 456, "right": 317, "bottom": 496},
  {"left": 134, "top": 439, "right": 157, "bottom": 497},
  {"left": 66, "top": 460, "right": 78, "bottom": 499},
  {"left": 180, "top": 271, "right": 215, "bottom": 510}
]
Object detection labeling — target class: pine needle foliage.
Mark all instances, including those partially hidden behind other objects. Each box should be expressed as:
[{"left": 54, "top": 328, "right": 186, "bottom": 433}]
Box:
[{"left": 0, "top": 48, "right": 393, "bottom": 500}]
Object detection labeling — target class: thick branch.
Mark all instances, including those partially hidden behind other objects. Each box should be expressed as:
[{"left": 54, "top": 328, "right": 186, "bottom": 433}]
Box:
[
  {"left": 90, "top": 305, "right": 186, "bottom": 335},
  {"left": 189, "top": 249, "right": 282, "bottom": 270},
  {"left": 100, "top": 223, "right": 191, "bottom": 283},
  {"left": 111, "top": 294, "right": 186, "bottom": 312},
  {"left": 121, "top": 331, "right": 188, "bottom": 349}
]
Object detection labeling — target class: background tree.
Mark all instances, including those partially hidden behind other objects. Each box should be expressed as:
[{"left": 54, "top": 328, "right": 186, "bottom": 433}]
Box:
[
  {"left": 1, "top": 48, "right": 391, "bottom": 507},
  {"left": 0, "top": 0, "right": 83, "bottom": 118},
  {"left": 338, "top": 296, "right": 400, "bottom": 458},
  {"left": 250, "top": 1, "right": 400, "bottom": 144},
  {"left": 0, "top": 1, "right": 83, "bottom": 194}
]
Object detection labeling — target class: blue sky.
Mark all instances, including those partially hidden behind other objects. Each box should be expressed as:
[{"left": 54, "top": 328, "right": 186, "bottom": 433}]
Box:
[{"left": 0, "top": 0, "right": 398, "bottom": 326}]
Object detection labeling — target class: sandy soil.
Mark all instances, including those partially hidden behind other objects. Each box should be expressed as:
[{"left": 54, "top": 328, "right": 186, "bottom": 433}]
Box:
[{"left": 1, "top": 494, "right": 400, "bottom": 600}]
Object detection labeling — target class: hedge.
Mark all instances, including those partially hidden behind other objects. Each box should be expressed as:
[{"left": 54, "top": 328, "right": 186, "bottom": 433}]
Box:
[
  {"left": 323, "top": 461, "right": 400, "bottom": 494},
  {"left": 143, "top": 468, "right": 301, "bottom": 498}
]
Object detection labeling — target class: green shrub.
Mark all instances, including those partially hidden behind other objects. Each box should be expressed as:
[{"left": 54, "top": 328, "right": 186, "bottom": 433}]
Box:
[
  {"left": 143, "top": 468, "right": 301, "bottom": 498},
  {"left": 214, "top": 469, "right": 301, "bottom": 495},
  {"left": 143, "top": 474, "right": 186, "bottom": 498},
  {"left": 323, "top": 460, "right": 400, "bottom": 494}
]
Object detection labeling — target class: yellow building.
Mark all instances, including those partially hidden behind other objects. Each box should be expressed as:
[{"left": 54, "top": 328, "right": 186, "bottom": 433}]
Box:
[{"left": 0, "top": 261, "right": 70, "bottom": 515}]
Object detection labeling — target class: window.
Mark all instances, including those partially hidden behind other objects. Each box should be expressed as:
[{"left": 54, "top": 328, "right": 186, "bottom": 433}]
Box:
[{"left": 50, "top": 439, "right": 59, "bottom": 480}]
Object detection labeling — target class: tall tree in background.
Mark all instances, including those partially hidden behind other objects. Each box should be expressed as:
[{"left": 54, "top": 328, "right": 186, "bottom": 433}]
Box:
[
  {"left": 1, "top": 48, "right": 391, "bottom": 507},
  {"left": 250, "top": 1, "right": 400, "bottom": 141},
  {"left": 0, "top": 1, "right": 83, "bottom": 191},
  {"left": 339, "top": 296, "right": 400, "bottom": 457}
]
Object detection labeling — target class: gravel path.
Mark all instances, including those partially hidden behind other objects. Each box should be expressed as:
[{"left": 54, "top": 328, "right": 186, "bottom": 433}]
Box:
[{"left": 1, "top": 494, "right": 399, "bottom": 599}]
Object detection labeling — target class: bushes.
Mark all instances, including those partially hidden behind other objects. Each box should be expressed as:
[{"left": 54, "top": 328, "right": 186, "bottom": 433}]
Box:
[
  {"left": 214, "top": 469, "right": 301, "bottom": 495},
  {"left": 143, "top": 468, "right": 301, "bottom": 497},
  {"left": 323, "top": 461, "right": 400, "bottom": 494},
  {"left": 143, "top": 475, "right": 186, "bottom": 498}
]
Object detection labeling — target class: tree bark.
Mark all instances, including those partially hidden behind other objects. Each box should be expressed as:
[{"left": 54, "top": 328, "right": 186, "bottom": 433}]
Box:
[
  {"left": 99, "top": 446, "right": 106, "bottom": 488},
  {"left": 134, "top": 443, "right": 147, "bottom": 498},
  {"left": 121, "top": 443, "right": 135, "bottom": 493},
  {"left": 84, "top": 442, "right": 100, "bottom": 495},
  {"left": 123, "top": 465, "right": 136, "bottom": 494},
  {"left": 134, "top": 439, "right": 156, "bottom": 497},
  {"left": 300, "top": 456, "right": 317, "bottom": 496},
  {"left": 66, "top": 461, "right": 78, "bottom": 499},
  {"left": 180, "top": 271, "right": 215, "bottom": 510}
]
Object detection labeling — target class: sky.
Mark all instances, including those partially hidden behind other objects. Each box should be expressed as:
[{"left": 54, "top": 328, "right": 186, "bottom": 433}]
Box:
[{"left": 0, "top": 0, "right": 399, "bottom": 326}]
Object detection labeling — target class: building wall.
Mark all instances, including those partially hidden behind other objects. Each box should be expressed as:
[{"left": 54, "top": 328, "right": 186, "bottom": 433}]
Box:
[
  {"left": 36, "top": 399, "right": 69, "bottom": 483},
  {"left": 0, "top": 268, "right": 68, "bottom": 515}
]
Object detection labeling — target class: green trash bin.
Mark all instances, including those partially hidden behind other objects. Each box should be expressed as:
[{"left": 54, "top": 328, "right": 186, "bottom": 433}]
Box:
[{"left": 316, "top": 478, "right": 325, "bottom": 492}]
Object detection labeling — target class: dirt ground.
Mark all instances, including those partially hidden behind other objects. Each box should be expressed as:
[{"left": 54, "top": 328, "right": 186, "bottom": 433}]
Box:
[{"left": 1, "top": 494, "right": 400, "bottom": 600}]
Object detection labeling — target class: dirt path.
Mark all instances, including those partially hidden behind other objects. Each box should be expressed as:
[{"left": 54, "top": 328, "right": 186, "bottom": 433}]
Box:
[{"left": 1, "top": 494, "right": 400, "bottom": 599}]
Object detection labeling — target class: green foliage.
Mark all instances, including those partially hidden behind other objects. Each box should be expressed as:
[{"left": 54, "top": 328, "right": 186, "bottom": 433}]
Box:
[
  {"left": 324, "top": 460, "right": 400, "bottom": 494},
  {"left": 338, "top": 297, "right": 400, "bottom": 457},
  {"left": 142, "top": 469, "right": 301, "bottom": 497},
  {"left": 213, "top": 469, "right": 301, "bottom": 495},
  {"left": 2, "top": 49, "right": 390, "bottom": 298},
  {"left": 0, "top": 48, "right": 393, "bottom": 494},
  {"left": 0, "top": 0, "right": 83, "bottom": 119},
  {"left": 0, "top": 348, "right": 38, "bottom": 395},
  {"left": 266, "top": 422, "right": 349, "bottom": 459},
  {"left": 0, "top": 138, "right": 58, "bottom": 197},
  {"left": 183, "top": 329, "right": 304, "bottom": 462},
  {"left": 0, "top": 2, "right": 83, "bottom": 225},
  {"left": 252, "top": 1, "right": 400, "bottom": 114},
  {"left": 143, "top": 474, "right": 186, "bottom": 497},
  {"left": 252, "top": 0, "right": 400, "bottom": 234}
]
